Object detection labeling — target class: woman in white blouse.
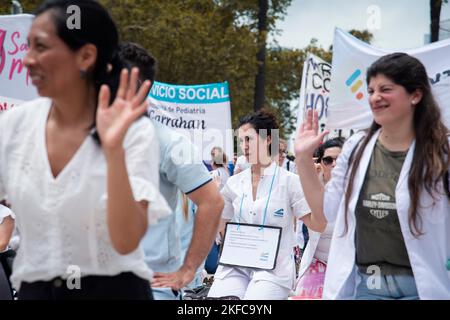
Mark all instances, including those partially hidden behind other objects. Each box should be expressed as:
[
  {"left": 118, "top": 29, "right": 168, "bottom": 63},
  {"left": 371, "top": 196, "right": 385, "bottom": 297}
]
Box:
[
  {"left": 207, "top": 109, "right": 312, "bottom": 300},
  {"left": 0, "top": 0, "right": 169, "bottom": 299}
]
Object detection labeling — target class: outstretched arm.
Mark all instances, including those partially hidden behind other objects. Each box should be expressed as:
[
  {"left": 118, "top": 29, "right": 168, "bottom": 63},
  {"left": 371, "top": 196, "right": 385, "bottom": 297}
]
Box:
[
  {"left": 152, "top": 181, "right": 224, "bottom": 290},
  {"left": 97, "top": 68, "right": 152, "bottom": 255},
  {"left": 295, "top": 109, "right": 329, "bottom": 232}
]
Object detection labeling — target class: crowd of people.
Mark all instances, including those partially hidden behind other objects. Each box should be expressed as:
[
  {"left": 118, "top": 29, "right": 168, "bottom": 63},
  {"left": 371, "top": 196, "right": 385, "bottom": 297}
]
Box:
[{"left": 0, "top": 0, "right": 449, "bottom": 300}]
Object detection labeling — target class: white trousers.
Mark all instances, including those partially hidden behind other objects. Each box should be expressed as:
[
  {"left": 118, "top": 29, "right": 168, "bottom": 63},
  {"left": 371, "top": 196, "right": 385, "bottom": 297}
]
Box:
[{"left": 208, "top": 268, "right": 290, "bottom": 300}]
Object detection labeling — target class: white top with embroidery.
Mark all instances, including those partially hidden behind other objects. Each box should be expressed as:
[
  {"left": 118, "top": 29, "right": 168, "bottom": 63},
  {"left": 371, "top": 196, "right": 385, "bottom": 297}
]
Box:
[{"left": 0, "top": 98, "right": 171, "bottom": 290}]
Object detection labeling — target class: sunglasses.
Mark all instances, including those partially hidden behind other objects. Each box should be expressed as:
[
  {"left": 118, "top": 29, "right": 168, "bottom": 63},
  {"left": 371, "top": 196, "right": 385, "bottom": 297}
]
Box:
[{"left": 321, "top": 156, "right": 338, "bottom": 166}]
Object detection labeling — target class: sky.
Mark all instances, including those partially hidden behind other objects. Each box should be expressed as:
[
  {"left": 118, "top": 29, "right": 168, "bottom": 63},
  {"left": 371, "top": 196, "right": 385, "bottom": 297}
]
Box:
[
  {"left": 274, "top": 0, "right": 450, "bottom": 51},
  {"left": 277, "top": 0, "right": 450, "bottom": 146}
]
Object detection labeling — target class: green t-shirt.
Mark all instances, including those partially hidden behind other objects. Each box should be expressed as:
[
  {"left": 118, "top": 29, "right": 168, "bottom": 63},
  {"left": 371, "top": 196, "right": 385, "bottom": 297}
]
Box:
[{"left": 355, "top": 140, "right": 413, "bottom": 276}]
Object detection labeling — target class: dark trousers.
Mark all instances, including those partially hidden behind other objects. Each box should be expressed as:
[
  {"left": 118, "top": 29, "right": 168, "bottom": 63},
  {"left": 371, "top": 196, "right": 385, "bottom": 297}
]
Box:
[{"left": 18, "top": 272, "right": 153, "bottom": 300}]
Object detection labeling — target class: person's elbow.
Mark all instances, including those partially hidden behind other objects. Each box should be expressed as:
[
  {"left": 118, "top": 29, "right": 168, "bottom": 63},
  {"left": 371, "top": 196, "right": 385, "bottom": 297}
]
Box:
[
  {"left": 111, "top": 238, "right": 141, "bottom": 255},
  {"left": 110, "top": 204, "right": 147, "bottom": 255},
  {"left": 301, "top": 212, "right": 327, "bottom": 233},
  {"left": 310, "top": 220, "right": 327, "bottom": 233},
  {"left": 0, "top": 239, "right": 9, "bottom": 251},
  {"left": 200, "top": 191, "right": 224, "bottom": 221},
  {"left": 0, "top": 217, "right": 14, "bottom": 251},
  {"left": 0, "top": 232, "right": 12, "bottom": 251}
]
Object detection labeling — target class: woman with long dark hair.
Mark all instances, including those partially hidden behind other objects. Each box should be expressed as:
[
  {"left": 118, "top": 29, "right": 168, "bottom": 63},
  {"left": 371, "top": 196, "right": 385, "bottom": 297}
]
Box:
[{"left": 295, "top": 53, "right": 450, "bottom": 299}]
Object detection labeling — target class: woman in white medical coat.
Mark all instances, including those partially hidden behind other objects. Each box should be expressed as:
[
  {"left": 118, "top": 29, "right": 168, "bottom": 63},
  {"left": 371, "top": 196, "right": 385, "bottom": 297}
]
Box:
[
  {"left": 207, "top": 110, "right": 312, "bottom": 300},
  {"left": 295, "top": 53, "right": 450, "bottom": 299}
]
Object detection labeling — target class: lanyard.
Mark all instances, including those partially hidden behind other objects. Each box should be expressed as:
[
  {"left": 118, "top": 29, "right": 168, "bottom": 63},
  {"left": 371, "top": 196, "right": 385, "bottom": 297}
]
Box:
[{"left": 237, "top": 165, "right": 278, "bottom": 230}]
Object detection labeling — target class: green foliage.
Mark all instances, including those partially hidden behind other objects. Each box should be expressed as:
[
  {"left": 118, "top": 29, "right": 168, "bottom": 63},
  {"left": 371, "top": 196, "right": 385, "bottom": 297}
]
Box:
[
  {"left": 0, "top": 0, "right": 41, "bottom": 14},
  {"left": 0, "top": 0, "right": 371, "bottom": 137},
  {"left": 100, "top": 0, "right": 260, "bottom": 127}
]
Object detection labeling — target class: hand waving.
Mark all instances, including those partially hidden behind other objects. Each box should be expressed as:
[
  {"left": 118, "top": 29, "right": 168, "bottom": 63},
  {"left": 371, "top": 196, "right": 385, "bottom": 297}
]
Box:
[
  {"left": 96, "top": 68, "right": 150, "bottom": 153},
  {"left": 294, "top": 109, "right": 329, "bottom": 159}
]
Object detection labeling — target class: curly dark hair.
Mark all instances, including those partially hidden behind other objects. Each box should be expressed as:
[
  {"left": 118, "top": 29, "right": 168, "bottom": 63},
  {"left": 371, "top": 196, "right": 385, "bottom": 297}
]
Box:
[{"left": 118, "top": 42, "right": 157, "bottom": 85}]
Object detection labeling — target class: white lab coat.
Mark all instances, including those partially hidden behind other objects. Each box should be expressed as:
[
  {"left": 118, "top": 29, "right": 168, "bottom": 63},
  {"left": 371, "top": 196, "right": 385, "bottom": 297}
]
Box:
[
  {"left": 322, "top": 130, "right": 450, "bottom": 299},
  {"left": 215, "top": 162, "right": 311, "bottom": 290}
]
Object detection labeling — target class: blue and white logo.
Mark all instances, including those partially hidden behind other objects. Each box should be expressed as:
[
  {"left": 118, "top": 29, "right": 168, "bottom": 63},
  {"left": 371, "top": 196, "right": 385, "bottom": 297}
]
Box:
[
  {"left": 259, "top": 252, "right": 269, "bottom": 262},
  {"left": 273, "top": 208, "right": 284, "bottom": 217}
]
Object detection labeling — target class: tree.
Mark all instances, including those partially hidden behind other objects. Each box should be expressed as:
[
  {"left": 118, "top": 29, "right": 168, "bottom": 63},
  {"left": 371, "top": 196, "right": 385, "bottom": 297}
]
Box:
[
  {"left": 430, "top": 0, "right": 443, "bottom": 42},
  {"left": 99, "top": 0, "right": 260, "bottom": 126},
  {"left": 0, "top": 0, "right": 347, "bottom": 137},
  {"left": 430, "top": 0, "right": 448, "bottom": 42},
  {"left": 0, "top": 0, "right": 41, "bottom": 14},
  {"left": 254, "top": 0, "right": 268, "bottom": 111},
  {"left": 348, "top": 29, "right": 374, "bottom": 44}
]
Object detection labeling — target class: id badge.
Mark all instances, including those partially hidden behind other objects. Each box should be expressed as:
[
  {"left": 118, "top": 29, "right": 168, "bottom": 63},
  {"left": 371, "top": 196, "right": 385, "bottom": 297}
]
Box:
[{"left": 219, "top": 222, "right": 282, "bottom": 270}]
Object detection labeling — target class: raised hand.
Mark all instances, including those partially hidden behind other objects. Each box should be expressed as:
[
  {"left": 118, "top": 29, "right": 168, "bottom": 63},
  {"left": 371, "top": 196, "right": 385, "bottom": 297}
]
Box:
[
  {"left": 96, "top": 68, "right": 151, "bottom": 153},
  {"left": 294, "top": 109, "right": 329, "bottom": 160}
]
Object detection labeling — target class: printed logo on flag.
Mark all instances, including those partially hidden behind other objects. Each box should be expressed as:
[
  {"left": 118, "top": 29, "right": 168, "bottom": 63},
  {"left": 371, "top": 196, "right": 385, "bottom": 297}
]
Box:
[{"left": 345, "top": 69, "right": 364, "bottom": 101}]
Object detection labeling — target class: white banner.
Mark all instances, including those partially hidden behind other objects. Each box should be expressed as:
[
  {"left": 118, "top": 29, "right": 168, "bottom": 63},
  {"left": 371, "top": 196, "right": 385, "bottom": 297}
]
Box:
[
  {"left": 296, "top": 52, "right": 353, "bottom": 139},
  {"left": 328, "top": 28, "right": 450, "bottom": 130},
  {"left": 297, "top": 53, "right": 331, "bottom": 133},
  {"left": 147, "top": 81, "right": 233, "bottom": 161},
  {"left": 0, "top": 14, "right": 37, "bottom": 112}
]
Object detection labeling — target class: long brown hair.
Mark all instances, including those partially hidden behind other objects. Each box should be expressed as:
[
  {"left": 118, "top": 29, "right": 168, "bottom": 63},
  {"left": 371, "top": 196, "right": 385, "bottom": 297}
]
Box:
[{"left": 343, "top": 53, "right": 449, "bottom": 237}]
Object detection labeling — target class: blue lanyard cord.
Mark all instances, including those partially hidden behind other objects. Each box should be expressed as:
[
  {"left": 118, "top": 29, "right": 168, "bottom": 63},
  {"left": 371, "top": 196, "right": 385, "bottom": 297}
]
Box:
[
  {"left": 261, "top": 165, "right": 278, "bottom": 229},
  {"left": 237, "top": 164, "right": 278, "bottom": 230},
  {"left": 237, "top": 194, "right": 245, "bottom": 229}
]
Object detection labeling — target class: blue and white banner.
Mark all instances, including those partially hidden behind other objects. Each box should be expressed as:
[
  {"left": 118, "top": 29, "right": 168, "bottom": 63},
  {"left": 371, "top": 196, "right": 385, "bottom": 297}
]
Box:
[
  {"left": 0, "top": 14, "right": 37, "bottom": 112},
  {"left": 328, "top": 28, "right": 450, "bottom": 130},
  {"left": 147, "top": 81, "right": 233, "bottom": 160}
]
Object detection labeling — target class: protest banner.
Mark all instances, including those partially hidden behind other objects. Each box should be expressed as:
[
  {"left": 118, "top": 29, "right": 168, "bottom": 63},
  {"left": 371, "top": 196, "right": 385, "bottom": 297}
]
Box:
[
  {"left": 297, "top": 53, "right": 331, "bottom": 133},
  {"left": 296, "top": 53, "right": 352, "bottom": 139},
  {"left": 328, "top": 28, "right": 450, "bottom": 130},
  {"left": 147, "top": 81, "right": 233, "bottom": 161},
  {"left": 0, "top": 14, "right": 37, "bottom": 112}
]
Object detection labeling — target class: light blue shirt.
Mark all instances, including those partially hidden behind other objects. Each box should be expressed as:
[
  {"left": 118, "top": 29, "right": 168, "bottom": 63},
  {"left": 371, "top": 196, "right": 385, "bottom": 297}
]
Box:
[
  {"left": 176, "top": 198, "right": 204, "bottom": 288},
  {"left": 140, "top": 123, "right": 211, "bottom": 273}
]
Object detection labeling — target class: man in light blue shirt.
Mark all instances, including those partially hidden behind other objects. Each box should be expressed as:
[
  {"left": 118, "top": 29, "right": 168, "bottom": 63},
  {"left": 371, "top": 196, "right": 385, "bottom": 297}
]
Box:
[{"left": 119, "top": 43, "right": 224, "bottom": 300}]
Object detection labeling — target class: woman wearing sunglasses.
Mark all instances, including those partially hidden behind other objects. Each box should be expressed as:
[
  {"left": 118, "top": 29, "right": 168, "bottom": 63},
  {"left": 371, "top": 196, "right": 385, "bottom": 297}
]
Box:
[
  {"left": 295, "top": 53, "right": 449, "bottom": 300},
  {"left": 292, "top": 137, "right": 344, "bottom": 299},
  {"left": 316, "top": 138, "right": 345, "bottom": 184}
]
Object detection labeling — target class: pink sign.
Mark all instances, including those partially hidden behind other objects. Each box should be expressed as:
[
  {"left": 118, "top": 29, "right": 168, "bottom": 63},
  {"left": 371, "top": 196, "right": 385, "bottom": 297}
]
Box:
[{"left": 0, "top": 14, "right": 37, "bottom": 111}]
